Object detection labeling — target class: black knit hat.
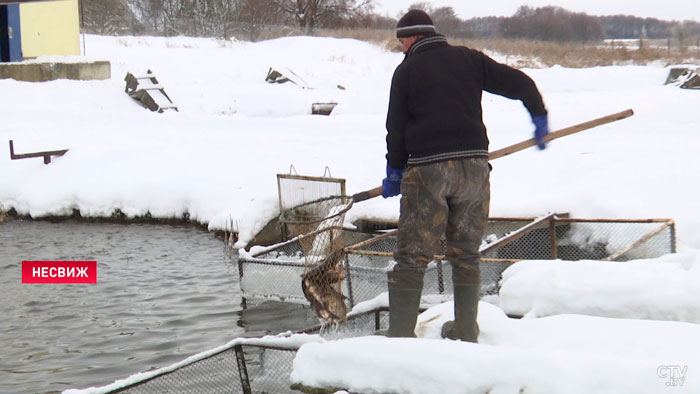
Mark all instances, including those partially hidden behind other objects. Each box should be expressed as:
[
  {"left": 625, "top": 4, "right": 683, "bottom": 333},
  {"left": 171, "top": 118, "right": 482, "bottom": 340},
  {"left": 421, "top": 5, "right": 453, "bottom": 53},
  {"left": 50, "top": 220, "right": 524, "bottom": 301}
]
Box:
[{"left": 396, "top": 9, "right": 436, "bottom": 38}]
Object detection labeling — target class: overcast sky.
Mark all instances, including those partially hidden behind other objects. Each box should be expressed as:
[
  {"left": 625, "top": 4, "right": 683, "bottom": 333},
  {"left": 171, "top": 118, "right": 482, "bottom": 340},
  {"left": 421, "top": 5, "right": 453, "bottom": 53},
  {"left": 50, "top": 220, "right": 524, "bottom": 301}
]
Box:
[{"left": 374, "top": 0, "right": 700, "bottom": 22}]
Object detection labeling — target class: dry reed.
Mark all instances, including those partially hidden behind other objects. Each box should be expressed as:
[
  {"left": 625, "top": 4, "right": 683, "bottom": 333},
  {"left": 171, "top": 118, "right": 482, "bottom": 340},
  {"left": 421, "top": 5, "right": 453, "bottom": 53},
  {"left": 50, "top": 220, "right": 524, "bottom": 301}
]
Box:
[{"left": 273, "top": 27, "right": 700, "bottom": 68}]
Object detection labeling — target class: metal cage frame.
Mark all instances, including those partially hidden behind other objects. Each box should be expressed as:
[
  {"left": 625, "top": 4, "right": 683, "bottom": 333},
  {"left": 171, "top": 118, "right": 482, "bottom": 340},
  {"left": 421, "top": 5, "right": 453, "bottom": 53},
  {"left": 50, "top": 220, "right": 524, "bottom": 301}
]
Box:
[{"left": 238, "top": 215, "right": 677, "bottom": 307}]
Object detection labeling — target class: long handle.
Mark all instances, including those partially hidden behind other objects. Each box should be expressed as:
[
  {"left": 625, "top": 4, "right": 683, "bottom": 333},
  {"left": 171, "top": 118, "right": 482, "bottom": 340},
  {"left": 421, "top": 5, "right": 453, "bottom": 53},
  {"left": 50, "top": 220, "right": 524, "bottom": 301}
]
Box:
[
  {"left": 352, "top": 186, "right": 383, "bottom": 202},
  {"left": 489, "top": 109, "right": 634, "bottom": 160},
  {"left": 353, "top": 109, "right": 634, "bottom": 203}
]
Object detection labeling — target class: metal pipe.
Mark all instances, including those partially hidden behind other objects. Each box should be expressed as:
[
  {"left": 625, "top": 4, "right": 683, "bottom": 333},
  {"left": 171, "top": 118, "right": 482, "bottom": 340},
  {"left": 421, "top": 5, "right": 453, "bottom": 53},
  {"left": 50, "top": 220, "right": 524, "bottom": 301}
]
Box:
[
  {"left": 234, "top": 345, "right": 252, "bottom": 394},
  {"left": 553, "top": 217, "right": 674, "bottom": 224},
  {"left": 343, "top": 253, "right": 355, "bottom": 307},
  {"left": 670, "top": 220, "right": 677, "bottom": 254}
]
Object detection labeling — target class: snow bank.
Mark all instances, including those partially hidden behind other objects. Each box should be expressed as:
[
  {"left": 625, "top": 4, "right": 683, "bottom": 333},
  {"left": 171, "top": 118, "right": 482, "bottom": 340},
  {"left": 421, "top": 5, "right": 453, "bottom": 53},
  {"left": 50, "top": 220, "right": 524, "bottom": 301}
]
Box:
[
  {"left": 498, "top": 251, "right": 700, "bottom": 322},
  {"left": 292, "top": 302, "right": 700, "bottom": 393}
]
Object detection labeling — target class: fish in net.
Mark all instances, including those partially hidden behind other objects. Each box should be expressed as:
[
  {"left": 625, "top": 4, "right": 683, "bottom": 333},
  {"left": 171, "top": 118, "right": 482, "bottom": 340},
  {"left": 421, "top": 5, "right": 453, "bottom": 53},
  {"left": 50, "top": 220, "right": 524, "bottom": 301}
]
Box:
[{"left": 280, "top": 196, "right": 354, "bottom": 324}]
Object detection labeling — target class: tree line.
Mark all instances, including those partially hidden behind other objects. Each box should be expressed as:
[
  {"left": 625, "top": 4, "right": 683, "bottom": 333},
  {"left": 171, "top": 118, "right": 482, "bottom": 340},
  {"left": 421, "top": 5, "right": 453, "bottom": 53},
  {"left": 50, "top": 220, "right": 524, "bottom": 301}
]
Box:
[
  {"left": 466, "top": 6, "right": 700, "bottom": 43},
  {"left": 81, "top": 0, "right": 700, "bottom": 43},
  {"left": 81, "top": 0, "right": 375, "bottom": 38}
]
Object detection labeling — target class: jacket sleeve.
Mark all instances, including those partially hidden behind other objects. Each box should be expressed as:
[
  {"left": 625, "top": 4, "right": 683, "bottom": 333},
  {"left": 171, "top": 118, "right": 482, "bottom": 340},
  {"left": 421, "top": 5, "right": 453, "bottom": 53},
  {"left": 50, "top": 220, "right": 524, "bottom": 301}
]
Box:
[
  {"left": 478, "top": 51, "right": 547, "bottom": 116},
  {"left": 385, "top": 68, "right": 410, "bottom": 168}
]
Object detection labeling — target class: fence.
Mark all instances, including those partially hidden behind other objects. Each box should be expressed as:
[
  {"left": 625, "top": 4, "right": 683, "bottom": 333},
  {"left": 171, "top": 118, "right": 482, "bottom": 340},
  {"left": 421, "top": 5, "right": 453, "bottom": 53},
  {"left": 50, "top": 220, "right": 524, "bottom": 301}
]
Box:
[
  {"left": 238, "top": 215, "right": 676, "bottom": 306},
  {"left": 99, "top": 215, "right": 675, "bottom": 394},
  {"left": 101, "top": 309, "right": 389, "bottom": 394}
]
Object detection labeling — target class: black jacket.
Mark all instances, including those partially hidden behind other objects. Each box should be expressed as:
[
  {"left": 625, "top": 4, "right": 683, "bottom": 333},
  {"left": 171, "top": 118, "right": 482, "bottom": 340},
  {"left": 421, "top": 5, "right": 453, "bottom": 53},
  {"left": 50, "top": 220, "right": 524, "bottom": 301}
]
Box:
[{"left": 386, "top": 35, "right": 548, "bottom": 168}]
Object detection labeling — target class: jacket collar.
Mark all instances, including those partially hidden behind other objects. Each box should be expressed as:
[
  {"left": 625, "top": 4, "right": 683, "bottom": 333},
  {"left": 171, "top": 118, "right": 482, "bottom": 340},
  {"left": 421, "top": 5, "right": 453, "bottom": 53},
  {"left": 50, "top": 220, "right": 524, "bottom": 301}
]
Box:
[{"left": 406, "top": 34, "right": 448, "bottom": 57}]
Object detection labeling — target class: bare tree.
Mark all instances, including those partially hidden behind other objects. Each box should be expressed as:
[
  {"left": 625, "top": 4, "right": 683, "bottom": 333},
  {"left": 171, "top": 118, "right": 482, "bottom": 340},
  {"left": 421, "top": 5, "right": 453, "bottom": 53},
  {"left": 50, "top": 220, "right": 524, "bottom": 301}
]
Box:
[
  {"left": 397, "top": 3, "right": 469, "bottom": 37},
  {"left": 128, "top": 0, "right": 238, "bottom": 38},
  {"left": 353, "top": 12, "right": 395, "bottom": 29},
  {"left": 129, "top": 0, "right": 188, "bottom": 36},
  {"left": 405, "top": 2, "right": 431, "bottom": 12},
  {"left": 370, "top": 13, "right": 396, "bottom": 29},
  {"left": 431, "top": 6, "right": 463, "bottom": 37},
  {"left": 81, "top": 0, "right": 142, "bottom": 35},
  {"left": 502, "top": 6, "right": 603, "bottom": 42},
  {"left": 464, "top": 16, "right": 506, "bottom": 38},
  {"left": 273, "top": 0, "right": 373, "bottom": 35},
  {"left": 236, "top": 0, "right": 286, "bottom": 40},
  {"left": 671, "top": 21, "right": 691, "bottom": 51}
]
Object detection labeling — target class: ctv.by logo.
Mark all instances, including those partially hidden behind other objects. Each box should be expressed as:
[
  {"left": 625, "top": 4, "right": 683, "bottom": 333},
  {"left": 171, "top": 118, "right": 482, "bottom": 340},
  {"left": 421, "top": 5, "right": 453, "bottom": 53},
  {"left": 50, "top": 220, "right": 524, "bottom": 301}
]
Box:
[{"left": 657, "top": 365, "right": 688, "bottom": 387}]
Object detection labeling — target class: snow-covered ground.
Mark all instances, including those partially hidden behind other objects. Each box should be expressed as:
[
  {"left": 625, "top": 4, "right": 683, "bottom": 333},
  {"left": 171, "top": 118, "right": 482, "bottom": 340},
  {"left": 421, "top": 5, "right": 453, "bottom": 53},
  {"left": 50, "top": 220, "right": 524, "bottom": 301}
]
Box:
[
  {"left": 293, "top": 301, "right": 700, "bottom": 393},
  {"left": 499, "top": 253, "right": 700, "bottom": 322},
  {"left": 2, "top": 35, "right": 699, "bottom": 251},
  {"left": 1, "top": 34, "right": 699, "bottom": 393}
]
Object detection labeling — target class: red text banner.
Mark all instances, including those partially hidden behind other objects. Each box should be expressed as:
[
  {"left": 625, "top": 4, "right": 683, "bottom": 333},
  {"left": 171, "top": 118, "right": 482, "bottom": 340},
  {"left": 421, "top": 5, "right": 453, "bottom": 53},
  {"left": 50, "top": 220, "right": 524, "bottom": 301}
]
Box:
[{"left": 22, "top": 261, "right": 97, "bottom": 284}]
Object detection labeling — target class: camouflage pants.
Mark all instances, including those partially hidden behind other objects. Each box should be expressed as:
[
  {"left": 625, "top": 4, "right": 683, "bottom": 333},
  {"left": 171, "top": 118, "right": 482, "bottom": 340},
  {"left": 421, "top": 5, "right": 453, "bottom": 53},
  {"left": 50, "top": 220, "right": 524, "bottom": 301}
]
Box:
[{"left": 393, "top": 158, "right": 490, "bottom": 285}]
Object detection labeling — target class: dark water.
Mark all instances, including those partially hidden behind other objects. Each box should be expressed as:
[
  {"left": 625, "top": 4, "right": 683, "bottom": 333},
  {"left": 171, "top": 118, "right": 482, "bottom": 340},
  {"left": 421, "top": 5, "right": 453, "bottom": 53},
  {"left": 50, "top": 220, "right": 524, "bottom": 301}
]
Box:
[{"left": 0, "top": 220, "right": 316, "bottom": 394}]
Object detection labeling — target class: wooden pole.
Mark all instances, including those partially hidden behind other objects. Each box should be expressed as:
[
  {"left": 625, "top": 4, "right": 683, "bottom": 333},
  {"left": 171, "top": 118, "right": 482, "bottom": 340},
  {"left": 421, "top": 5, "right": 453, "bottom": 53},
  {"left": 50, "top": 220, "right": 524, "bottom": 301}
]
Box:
[
  {"left": 354, "top": 109, "right": 635, "bottom": 202},
  {"left": 489, "top": 109, "right": 634, "bottom": 160}
]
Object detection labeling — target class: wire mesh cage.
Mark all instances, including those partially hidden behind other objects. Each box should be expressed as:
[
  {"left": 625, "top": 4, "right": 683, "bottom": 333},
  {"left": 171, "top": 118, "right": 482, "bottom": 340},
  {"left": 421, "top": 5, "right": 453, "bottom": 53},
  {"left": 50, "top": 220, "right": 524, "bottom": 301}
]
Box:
[
  {"left": 342, "top": 230, "right": 508, "bottom": 299},
  {"left": 239, "top": 227, "right": 502, "bottom": 313},
  {"left": 111, "top": 346, "right": 246, "bottom": 394},
  {"left": 238, "top": 215, "right": 677, "bottom": 308},
  {"left": 238, "top": 229, "right": 372, "bottom": 304},
  {"left": 101, "top": 310, "right": 388, "bottom": 394},
  {"left": 480, "top": 216, "right": 676, "bottom": 262},
  {"left": 106, "top": 343, "right": 300, "bottom": 394},
  {"left": 98, "top": 217, "right": 677, "bottom": 394}
]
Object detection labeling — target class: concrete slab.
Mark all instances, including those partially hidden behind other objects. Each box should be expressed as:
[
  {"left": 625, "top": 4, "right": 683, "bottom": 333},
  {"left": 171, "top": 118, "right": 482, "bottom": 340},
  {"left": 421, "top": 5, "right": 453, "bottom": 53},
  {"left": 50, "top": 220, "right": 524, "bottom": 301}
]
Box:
[{"left": 0, "top": 60, "right": 110, "bottom": 82}]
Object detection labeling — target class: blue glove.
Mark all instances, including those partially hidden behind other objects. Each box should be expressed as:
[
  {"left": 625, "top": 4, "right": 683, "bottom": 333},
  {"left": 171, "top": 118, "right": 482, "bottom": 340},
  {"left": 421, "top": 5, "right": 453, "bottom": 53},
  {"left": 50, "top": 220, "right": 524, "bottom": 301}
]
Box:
[
  {"left": 381, "top": 164, "right": 404, "bottom": 198},
  {"left": 532, "top": 114, "right": 549, "bottom": 150}
]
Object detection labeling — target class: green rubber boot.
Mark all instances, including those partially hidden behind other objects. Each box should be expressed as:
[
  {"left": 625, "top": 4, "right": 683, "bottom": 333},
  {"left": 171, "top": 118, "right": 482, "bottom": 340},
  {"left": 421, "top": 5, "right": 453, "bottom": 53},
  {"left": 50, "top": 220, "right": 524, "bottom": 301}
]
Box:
[
  {"left": 441, "top": 284, "right": 480, "bottom": 342},
  {"left": 384, "top": 270, "right": 424, "bottom": 338}
]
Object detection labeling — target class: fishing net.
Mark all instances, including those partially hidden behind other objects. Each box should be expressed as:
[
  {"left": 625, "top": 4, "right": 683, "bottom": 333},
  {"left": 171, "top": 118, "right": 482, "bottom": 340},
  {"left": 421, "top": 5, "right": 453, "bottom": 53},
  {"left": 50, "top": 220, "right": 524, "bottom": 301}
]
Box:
[{"left": 279, "top": 195, "right": 354, "bottom": 323}]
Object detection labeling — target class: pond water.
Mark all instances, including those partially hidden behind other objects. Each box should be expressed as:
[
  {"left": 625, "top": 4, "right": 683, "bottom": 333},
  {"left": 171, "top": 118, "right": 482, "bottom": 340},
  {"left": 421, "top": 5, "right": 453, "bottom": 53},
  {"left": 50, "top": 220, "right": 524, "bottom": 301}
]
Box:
[{"left": 0, "top": 220, "right": 316, "bottom": 394}]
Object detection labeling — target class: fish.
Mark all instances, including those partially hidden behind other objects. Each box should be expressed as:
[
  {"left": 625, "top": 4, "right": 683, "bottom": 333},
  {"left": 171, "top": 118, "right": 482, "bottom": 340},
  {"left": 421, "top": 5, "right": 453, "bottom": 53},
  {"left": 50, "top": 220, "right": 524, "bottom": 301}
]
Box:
[
  {"left": 296, "top": 198, "right": 353, "bottom": 323},
  {"left": 301, "top": 249, "right": 348, "bottom": 324}
]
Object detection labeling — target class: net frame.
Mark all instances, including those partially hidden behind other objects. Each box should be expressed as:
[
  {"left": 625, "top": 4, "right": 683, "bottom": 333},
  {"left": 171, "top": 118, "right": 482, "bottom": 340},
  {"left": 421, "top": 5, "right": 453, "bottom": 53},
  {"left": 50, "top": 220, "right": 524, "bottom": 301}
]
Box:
[
  {"left": 276, "top": 172, "right": 346, "bottom": 241},
  {"left": 279, "top": 195, "right": 354, "bottom": 323},
  {"left": 279, "top": 195, "right": 353, "bottom": 238}
]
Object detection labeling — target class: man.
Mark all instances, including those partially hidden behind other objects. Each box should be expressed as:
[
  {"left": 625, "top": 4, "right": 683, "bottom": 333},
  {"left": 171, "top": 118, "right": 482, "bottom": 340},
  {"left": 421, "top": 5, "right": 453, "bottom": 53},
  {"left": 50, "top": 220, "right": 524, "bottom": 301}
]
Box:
[{"left": 381, "top": 9, "right": 549, "bottom": 341}]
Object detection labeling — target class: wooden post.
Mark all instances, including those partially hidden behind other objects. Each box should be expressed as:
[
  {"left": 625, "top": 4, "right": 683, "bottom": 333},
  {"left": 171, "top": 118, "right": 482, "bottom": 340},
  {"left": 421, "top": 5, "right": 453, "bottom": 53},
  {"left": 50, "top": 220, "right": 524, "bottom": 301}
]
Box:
[
  {"left": 9, "top": 140, "right": 68, "bottom": 165},
  {"left": 549, "top": 218, "right": 558, "bottom": 260}
]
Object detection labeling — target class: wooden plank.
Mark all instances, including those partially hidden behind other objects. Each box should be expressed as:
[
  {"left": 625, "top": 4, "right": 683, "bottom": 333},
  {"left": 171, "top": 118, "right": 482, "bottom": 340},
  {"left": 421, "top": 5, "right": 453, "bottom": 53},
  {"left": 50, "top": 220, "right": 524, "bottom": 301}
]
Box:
[
  {"left": 479, "top": 213, "right": 558, "bottom": 256},
  {"left": 602, "top": 222, "right": 673, "bottom": 261}
]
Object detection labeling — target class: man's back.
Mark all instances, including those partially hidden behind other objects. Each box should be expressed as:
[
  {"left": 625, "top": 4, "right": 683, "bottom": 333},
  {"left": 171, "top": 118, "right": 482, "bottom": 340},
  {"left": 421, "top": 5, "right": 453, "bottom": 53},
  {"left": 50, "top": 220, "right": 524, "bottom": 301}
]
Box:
[{"left": 386, "top": 35, "right": 547, "bottom": 168}]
